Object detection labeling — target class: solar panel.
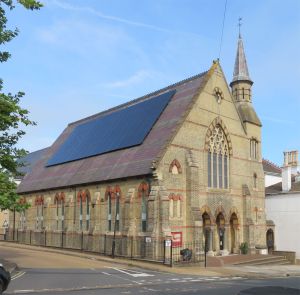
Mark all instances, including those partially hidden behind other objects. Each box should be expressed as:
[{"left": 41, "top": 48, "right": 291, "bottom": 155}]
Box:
[{"left": 46, "top": 90, "right": 176, "bottom": 166}]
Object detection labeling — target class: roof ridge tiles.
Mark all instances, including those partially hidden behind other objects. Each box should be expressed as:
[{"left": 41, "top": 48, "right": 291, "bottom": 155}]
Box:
[
  {"left": 262, "top": 158, "right": 281, "bottom": 171},
  {"left": 69, "top": 71, "right": 207, "bottom": 126}
]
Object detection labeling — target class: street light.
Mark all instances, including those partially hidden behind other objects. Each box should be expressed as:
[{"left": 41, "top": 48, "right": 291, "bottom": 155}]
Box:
[{"left": 111, "top": 191, "right": 120, "bottom": 258}]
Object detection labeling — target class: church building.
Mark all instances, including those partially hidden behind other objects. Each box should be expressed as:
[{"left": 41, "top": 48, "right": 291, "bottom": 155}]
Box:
[{"left": 12, "top": 34, "right": 267, "bottom": 259}]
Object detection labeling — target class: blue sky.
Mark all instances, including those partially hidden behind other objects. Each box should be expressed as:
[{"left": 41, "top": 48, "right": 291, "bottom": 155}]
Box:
[{"left": 2, "top": 0, "right": 300, "bottom": 166}]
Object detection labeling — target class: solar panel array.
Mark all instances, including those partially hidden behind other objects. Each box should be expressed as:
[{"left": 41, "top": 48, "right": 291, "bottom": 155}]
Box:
[{"left": 46, "top": 89, "right": 176, "bottom": 166}]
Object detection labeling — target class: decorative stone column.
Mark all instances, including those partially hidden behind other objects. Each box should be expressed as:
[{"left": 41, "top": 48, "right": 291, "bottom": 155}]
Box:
[{"left": 207, "top": 226, "right": 214, "bottom": 256}]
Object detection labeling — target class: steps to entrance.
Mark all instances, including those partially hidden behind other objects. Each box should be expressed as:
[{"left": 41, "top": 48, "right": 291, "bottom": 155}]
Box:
[
  {"left": 232, "top": 255, "right": 291, "bottom": 266},
  {"left": 207, "top": 254, "right": 291, "bottom": 267}
]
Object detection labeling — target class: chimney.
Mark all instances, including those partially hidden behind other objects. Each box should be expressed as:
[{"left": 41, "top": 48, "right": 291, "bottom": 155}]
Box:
[{"left": 282, "top": 151, "right": 292, "bottom": 192}]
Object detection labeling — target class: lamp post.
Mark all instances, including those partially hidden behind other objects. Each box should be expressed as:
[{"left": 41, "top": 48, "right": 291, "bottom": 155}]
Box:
[{"left": 112, "top": 191, "right": 120, "bottom": 258}]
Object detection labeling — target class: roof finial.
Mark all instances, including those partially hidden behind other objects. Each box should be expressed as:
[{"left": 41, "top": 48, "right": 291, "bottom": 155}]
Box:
[{"left": 238, "top": 17, "right": 242, "bottom": 38}]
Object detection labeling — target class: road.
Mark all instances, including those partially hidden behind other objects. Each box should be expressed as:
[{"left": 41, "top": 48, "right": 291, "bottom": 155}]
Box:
[{"left": 1, "top": 244, "right": 300, "bottom": 295}]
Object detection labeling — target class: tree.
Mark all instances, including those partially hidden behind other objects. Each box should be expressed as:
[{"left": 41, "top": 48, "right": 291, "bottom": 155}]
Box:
[{"left": 0, "top": 0, "right": 42, "bottom": 212}]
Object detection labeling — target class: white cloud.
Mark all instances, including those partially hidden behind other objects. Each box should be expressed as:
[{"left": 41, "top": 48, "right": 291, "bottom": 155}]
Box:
[
  {"left": 102, "top": 70, "right": 154, "bottom": 89},
  {"left": 46, "top": 0, "right": 173, "bottom": 33},
  {"left": 36, "top": 20, "right": 129, "bottom": 55},
  {"left": 260, "top": 115, "right": 294, "bottom": 125}
]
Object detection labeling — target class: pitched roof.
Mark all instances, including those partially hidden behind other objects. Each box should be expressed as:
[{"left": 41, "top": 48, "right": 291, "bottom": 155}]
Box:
[
  {"left": 16, "top": 148, "right": 49, "bottom": 179},
  {"left": 236, "top": 102, "right": 262, "bottom": 127},
  {"left": 17, "top": 71, "right": 209, "bottom": 194},
  {"left": 262, "top": 159, "right": 281, "bottom": 175},
  {"left": 265, "top": 175, "right": 300, "bottom": 194}
]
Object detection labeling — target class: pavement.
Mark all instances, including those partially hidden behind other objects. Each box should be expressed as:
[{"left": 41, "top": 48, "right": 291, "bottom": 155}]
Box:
[{"left": 1, "top": 241, "right": 300, "bottom": 279}]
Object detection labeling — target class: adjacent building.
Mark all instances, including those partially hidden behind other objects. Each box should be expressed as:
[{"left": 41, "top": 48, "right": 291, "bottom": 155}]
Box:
[
  {"left": 263, "top": 159, "right": 282, "bottom": 187},
  {"left": 265, "top": 151, "right": 300, "bottom": 263},
  {"left": 0, "top": 148, "right": 48, "bottom": 235}
]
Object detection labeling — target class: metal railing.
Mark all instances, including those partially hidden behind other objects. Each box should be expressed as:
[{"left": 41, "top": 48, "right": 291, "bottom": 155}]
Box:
[{"left": 2, "top": 229, "right": 205, "bottom": 266}]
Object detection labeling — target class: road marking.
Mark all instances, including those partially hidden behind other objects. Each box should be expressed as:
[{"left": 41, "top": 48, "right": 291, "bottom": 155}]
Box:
[
  {"left": 14, "top": 290, "right": 35, "bottom": 294},
  {"left": 106, "top": 267, "right": 154, "bottom": 277},
  {"left": 189, "top": 279, "right": 204, "bottom": 282},
  {"left": 102, "top": 271, "right": 111, "bottom": 275},
  {"left": 11, "top": 271, "right": 26, "bottom": 281}
]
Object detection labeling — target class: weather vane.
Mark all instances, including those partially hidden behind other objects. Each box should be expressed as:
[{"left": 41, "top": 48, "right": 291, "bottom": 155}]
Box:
[{"left": 238, "top": 17, "right": 242, "bottom": 37}]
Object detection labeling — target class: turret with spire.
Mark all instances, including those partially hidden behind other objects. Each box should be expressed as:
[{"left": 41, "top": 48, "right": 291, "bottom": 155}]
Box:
[
  {"left": 230, "top": 32, "right": 253, "bottom": 102},
  {"left": 230, "top": 26, "right": 261, "bottom": 127}
]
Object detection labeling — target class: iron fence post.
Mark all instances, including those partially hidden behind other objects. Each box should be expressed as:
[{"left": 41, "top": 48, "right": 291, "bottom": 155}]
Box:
[
  {"left": 163, "top": 240, "right": 166, "bottom": 264},
  {"left": 104, "top": 234, "right": 106, "bottom": 255},
  {"left": 81, "top": 231, "right": 84, "bottom": 251},
  {"left": 61, "top": 231, "right": 64, "bottom": 248},
  {"left": 12, "top": 207, "right": 15, "bottom": 241},
  {"left": 204, "top": 228, "right": 208, "bottom": 268},
  {"left": 30, "top": 230, "right": 32, "bottom": 245},
  {"left": 131, "top": 236, "right": 133, "bottom": 259},
  {"left": 44, "top": 230, "right": 47, "bottom": 246},
  {"left": 170, "top": 240, "right": 173, "bottom": 267}
]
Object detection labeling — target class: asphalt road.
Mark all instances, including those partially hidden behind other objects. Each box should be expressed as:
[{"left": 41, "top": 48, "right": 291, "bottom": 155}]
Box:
[
  {"left": 6, "top": 271, "right": 300, "bottom": 295},
  {"left": 1, "top": 244, "right": 300, "bottom": 295}
]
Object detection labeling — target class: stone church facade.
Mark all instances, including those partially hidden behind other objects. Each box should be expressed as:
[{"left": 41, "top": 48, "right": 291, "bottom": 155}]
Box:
[{"left": 11, "top": 35, "right": 267, "bottom": 258}]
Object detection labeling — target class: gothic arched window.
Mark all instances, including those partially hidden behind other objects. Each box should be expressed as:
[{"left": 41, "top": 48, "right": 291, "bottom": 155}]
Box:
[{"left": 207, "top": 125, "right": 229, "bottom": 189}]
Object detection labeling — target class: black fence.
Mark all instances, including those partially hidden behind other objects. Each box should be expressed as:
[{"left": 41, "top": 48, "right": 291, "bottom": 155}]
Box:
[{"left": 1, "top": 229, "right": 205, "bottom": 266}]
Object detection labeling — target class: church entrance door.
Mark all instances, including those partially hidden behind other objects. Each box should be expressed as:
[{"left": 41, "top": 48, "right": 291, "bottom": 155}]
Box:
[
  {"left": 202, "top": 212, "right": 212, "bottom": 254},
  {"left": 266, "top": 229, "right": 274, "bottom": 253},
  {"left": 216, "top": 213, "right": 225, "bottom": 251}
]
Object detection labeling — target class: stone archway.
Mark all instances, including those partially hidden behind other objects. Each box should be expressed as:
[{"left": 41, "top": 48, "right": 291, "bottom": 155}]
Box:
[
  {"left": 230, "top": 213, "right": 239, "bottom": 253},
  {"left": 266, "top": 229, "right": 274, "bottom": 253}
]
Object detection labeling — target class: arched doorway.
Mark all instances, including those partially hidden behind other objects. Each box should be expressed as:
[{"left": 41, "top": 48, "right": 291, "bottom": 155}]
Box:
[
  {"left": 230, "top": 213, "right": 238, "bottom": 253},
  {"left": 216, "top": 213, "right": 225, "bottom": 251},
  {"left": 202, "top": 212, "right": 211, "bottom": 253},
  {"left": 266, "top": 229, "right": 274, "bottom": 253}
]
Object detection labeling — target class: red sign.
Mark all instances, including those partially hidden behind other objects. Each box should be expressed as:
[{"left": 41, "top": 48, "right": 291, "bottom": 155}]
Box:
[{"left": 171, "top": 232, "right": 182, "bottom": 247}]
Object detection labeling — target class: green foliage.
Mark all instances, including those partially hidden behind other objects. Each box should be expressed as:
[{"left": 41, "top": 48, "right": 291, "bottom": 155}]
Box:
[
  {"left": 239, "top": 242, "right": 249, "bottom": 254},
  {"left": 0, "top": 0, "right": 42, "bottom": 211}
]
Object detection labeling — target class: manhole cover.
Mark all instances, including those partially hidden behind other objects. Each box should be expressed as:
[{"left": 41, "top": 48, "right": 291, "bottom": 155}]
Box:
[{"left": 238, "top": 286, "right": 300, "bottom": 295}]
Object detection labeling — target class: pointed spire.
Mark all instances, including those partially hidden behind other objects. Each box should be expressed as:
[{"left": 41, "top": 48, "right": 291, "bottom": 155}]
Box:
[{"left": 231, "top": 34, "right": 253, "bottom": 85}]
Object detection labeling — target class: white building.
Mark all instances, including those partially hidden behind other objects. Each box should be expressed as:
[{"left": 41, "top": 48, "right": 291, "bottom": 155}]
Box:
[
  {"left": 263, "top": 159, "right": 282, "bottom": 187},
  {"left": 265, "top": 151, "right": 300, "bottom": 263}
]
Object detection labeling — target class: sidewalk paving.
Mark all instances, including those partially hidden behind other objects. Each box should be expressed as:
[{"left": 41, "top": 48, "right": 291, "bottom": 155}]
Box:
[{"left": 1, "top": 241, "right": 300, "bottom": 279}]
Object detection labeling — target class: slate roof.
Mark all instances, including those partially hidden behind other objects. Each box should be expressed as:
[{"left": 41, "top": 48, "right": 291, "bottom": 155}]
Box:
[
  {"left": 265, "top": 175, "right": 300, "bottom": 194},
  {"left": 16, "top": 148, "right": 49, "bottom": 179},
  {"left": 17, "top": 71, "right": 209, "bottom": 194},
  {"left": 262, "top": 159, "right": 281, "bottom": 175}
]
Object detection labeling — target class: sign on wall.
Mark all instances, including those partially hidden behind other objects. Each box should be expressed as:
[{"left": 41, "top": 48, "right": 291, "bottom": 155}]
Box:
[{"left": 171, "top": 232, "right": 182, "bottom": 247}]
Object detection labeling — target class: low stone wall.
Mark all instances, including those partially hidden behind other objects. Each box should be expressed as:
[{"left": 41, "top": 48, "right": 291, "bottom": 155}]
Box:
[{"left": 272, "top": 250, "right": 296, "bottom": 264}]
